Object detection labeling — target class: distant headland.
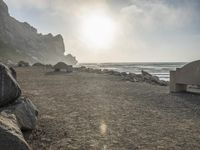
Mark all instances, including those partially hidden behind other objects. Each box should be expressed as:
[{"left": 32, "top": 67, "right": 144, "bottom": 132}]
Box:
[{"left": 0, "top": 0, "right": 77, "bottom": 65}]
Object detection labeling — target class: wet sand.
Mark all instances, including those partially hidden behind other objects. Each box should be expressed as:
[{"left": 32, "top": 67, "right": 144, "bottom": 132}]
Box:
[{"left": 16, "top": 67, "right": 200, "bottom": 150}]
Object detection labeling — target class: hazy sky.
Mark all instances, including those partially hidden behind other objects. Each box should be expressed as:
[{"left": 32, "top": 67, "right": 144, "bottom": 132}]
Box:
[{"left": 4, "top": 0, "right": 200, "bottom": 63}]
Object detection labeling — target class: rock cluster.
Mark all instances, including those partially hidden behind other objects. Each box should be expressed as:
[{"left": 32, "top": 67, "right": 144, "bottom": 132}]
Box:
[
  {"left": 0, "top": 63, "right": 21, "bottom": 106},
  {"left": 76, "top": 67, "right": 168, "bottom": 86},
  {"left": 32, "top": 62, "right": 53, "bottom": 69},
  {"left": 18, "top": 61, "right": 30, "bottom": 67},
  {"left": 0, "top": 63, "right": 38, "bottom": 150}
]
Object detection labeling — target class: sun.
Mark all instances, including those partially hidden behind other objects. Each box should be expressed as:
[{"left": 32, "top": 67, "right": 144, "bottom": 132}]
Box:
[{"left": 80, "top": 13, "right": 116, "bottom": 49}]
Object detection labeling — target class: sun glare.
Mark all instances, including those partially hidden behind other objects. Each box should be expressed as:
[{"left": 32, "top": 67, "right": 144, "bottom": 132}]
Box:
[{"left": 80, "top": 13, "right": 116, "bottom": 49}]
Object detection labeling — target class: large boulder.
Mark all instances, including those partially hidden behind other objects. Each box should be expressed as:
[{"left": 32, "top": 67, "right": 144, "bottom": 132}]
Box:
[
  {"left": 32, "top": 62, "right": 45, "bottom": 67},
  {"left": 0, "top": 63, "right": 21, "bottom": 107},
  {"left": 141, "top": 70, "right": 153, "bottom": 79},
  {"left": 53, "top": 62, "right": 73, "bottom": 73},
  {"left": 0, "top": 111, "right": 31, "bottom": 150},
  {"left": 141, "top": 70, "right": 168, "bottom": 86},
  {"left": 3, "top": 97, "right": 39, "bottom": 131}
]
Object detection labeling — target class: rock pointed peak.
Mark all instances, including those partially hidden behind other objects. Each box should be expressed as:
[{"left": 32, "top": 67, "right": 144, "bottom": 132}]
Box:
[{"left": 0, "top": 0, "right": 9, "bottom": 16}]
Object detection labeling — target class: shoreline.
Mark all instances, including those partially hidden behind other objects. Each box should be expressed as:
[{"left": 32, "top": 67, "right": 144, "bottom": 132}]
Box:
[
  {"left": 79, "top": 62, "right": 186, "bottom": 81},
  {"left": 74, "top": 66, "right": 168, "bottom": 86}
]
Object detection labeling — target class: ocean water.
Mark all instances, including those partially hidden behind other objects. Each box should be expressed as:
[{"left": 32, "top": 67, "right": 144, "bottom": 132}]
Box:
[{"left": 80, "top": 62, "right": 187, "bottom": 81}]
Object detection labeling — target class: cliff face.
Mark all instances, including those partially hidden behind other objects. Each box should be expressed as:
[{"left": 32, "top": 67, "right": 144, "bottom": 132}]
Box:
[{"left": 0, "top": 0, "right": 77, "bottom": 65}]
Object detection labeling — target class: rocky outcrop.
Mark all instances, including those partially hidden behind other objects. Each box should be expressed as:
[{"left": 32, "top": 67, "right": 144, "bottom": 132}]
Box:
[
  {"left": 0, "top": 112, "right": 31, "bottom": 150},
  {"left": 32, "top": 62, "right": 45, "bottom": 67},
  {"left": 0, "top": 0, "right": 78, "bottom": 65},
  {"left": 0, "top": 0, "right": 8, "bottom": 16},
  {"left": 53, "top": 62, "right": 73, "bottom": 72},
  {"left": 0, "top": 63, "right": 21, "bottom": 107},
  {"left": 3, "top": 97, "right": 39, "bottom": 131},
  {"left": 76, "top": 67, "right": 168, "bottom": 86},
  {"left": 18, "top": 61, "right": 30, "bottom": 67},
  {"left": 141, "top": 70, "right": 167, "bottom": 86},
  {"left": 0, "top": 63, "right": 38, "bottom": 149}
]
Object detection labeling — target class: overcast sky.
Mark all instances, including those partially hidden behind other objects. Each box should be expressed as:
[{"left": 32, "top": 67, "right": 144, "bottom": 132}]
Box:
[{"left": 4, "top": 0, "right": 200, "bottom": 63}]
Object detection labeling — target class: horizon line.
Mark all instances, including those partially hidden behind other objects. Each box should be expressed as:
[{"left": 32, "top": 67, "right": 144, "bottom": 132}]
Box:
[{"left": 79, "top": 61, "right": 189, "bottom": 64}]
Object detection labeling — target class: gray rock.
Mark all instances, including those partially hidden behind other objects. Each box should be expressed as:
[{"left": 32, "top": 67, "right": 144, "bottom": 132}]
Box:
[
  {"left": 0, "top": 0, "right": 8, "bottom": 16},
  {"left": 120, "top": 72, "right": 128, "bottom": 76},
  {"left": 105, "top": 70, "right": 117, "bottom": 75},
  {"left": 54, "top": 62, "right": 73, "bottom": 73},
  {"left": 102, "top": 69, "right": 109, "bottom": 74},
  {"left": 32, "top": 62, "right": 45, "bottom": 67},
  {"left": 141, "top": 70, "right": 167, "bottom": 86},
  {"left": 124, "top": 73, "right": 137, "bottom": 81},
  {"left": 0, "top": 111, "right": 31, "bottom": 150},
  {"left": 18, "top": 61, "right": 29, "bottom": 67},
  {"left": 45, "top": 64, "right": 53, "bottom": 68},
  {"left": 4, "top": 97, "right": 39, "bottom": 131},
  {"left": 141, "top": 70, "right": 152, "bottom": 77},
  {"left": 77, "top": 66, "right": 87, "bottom": 72},
  {"left": 155, "top": 79, "right": 168, "bottom": 86},
  {"left": 95, "top": 69, "right": 102, "bottom": 74},
  {"left": 112, "top": 71, "right": 121, "bottom": 76},
  {"left": 9, "top": 67, "right": 17, "bottom": 79},
  {"left": 0, "top": 63, "right": 21, "bottom": 107}
]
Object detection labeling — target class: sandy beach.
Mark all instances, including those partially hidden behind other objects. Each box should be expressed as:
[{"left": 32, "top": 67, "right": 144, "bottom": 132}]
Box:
[{"left": 16, "top": 67, "right": 200, "bottom": 150}]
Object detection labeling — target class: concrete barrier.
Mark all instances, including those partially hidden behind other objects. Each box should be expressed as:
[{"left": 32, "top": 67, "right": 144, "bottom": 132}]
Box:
[{"left": 170, "top": 60, "right": 200, "bottom": 92}]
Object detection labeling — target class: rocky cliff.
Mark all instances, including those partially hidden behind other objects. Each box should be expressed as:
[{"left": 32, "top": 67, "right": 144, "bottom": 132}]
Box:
[{"left": 0, "top": 0, "right": 77, "bottom": 65}]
